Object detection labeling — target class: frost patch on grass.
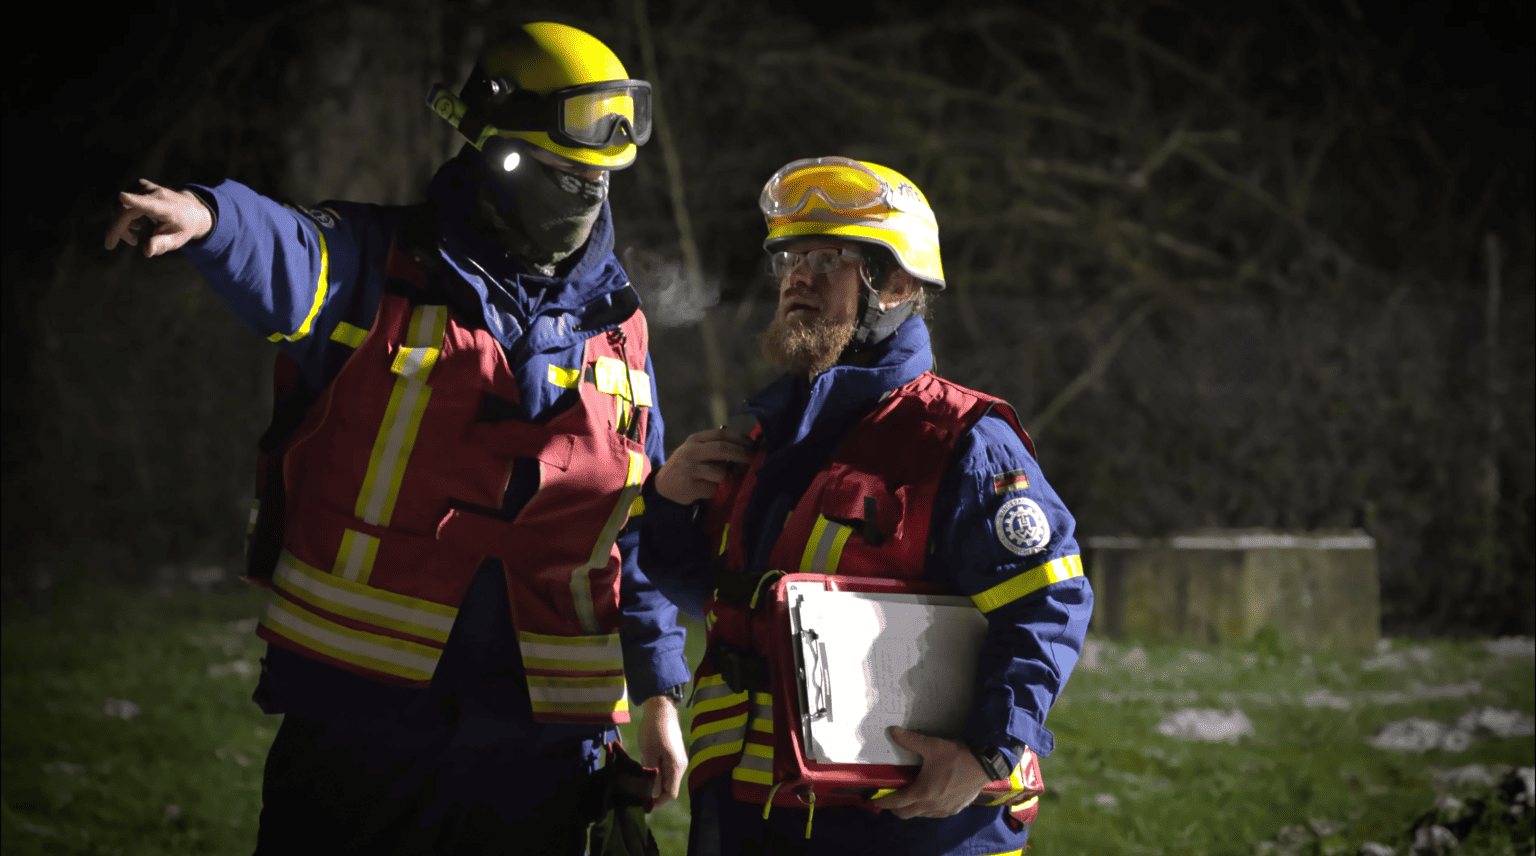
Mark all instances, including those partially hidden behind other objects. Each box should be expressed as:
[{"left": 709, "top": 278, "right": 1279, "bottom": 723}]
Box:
[
  {"left": 1303, "top": 689, "right": 1352, "bottom": 710},
  {"left": 1409, "top": 824, "right": 1457, "bottom": 855},
  {"left": 1454, "top": 706, "right": 1536, "bottom": 739},
  {"left": 1431, "top": 764, "right": 1499, "bottom": 790},
  {"left": 1120, "top": 647, "right": 1149, "bottom": 673},
  {"left": 1373, "top": 706, "right": 1536, "bottom": 753},
  {"left": 1361, "top": 646, "right": 1434, "bottom": 671},
  {"left": 1484, "top": 636, "right": 1535, "bottom": 658},
  {"left": 215, "top": 745, "right": 253, "bottom": 767},
  {"left": 208, "top": 659, "right": 256, "bottom": 679},
  {"left": 1156, "top": 708, "right": 1254, "bottom": 741},
  {"left": 1362, "top": 681, "right": 1482, "bottom": 705},
  {"left": 1367, "top": 718, "right": 1465, "bottom": 752},
  {"left": 103, "top": 698, "right": 141, "bottom": 719}
]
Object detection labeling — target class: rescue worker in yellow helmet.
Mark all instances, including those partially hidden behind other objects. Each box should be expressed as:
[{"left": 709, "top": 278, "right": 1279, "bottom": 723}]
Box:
[
  {"left": 639, "top": 157, "right": 1093, "bottom": 855},
  {"left": 105, "top": 23, "right": 687, "bottom": 855}
]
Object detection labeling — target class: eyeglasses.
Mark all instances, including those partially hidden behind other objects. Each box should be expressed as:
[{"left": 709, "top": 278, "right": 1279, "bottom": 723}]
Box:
[{"left": 770, "top": 247, "right": 863, "bottom": 279}]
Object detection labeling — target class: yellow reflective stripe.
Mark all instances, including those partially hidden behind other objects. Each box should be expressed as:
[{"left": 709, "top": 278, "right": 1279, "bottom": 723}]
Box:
[
  {"left": 568, "top": 450, "right": 647, "bottom": 633},
  {"left": 694, "top": 690, "right": 749, "bottom": 717},
  {"left": 517, "top": 629, "right": 625, "bottom": 647},
  {"left": 356, "top": 375, "right": 431, "bottom": 524},
  {"left": 529, "top": 699, "right": 633, "bottom": 715},
  {"left": 355, "top": 306, "right": 445, "bottom": 526},
  {"left": 718, "top": 523, "right": 729, "bottom": 556},
  {"left": 516, "top": 631, "right": 624, "bottom": 669},
  {"left": 629, "top": 370, "right": 653, "bottom": 406},
  {"left": 593, "top": 357, "right": 627, "bottom": 395},
  {"left": 547, "top": 364, "right": 581, "bottom": 388},
  {"left": 273, "top": 550, "right": 456, "bottom": 642},
  {"left": 267, "top": 207, "right": 330, "bottom": 343},
  {"left": 799, "top": 516, "right": 854, "bottom": 575},
  {"left": 972, "top": 554, "right": 1084, "bottom": 613},
  {"left": 983, "top": 757, "right": 1033, "bottom": 806},
  {"left": 629, "top": 496, "right": 645, "bottom": 518},
  {"left": 525, "top": 674, "right": 629, "bottom": 691},
  {"left": 260, "top": 593, "right": 439, "bottom": 681},
  {"left": 981, "top": 850, "right": 1025, "bottom": 856},
  {"left": 687, "top": 732, "right": 747, "bottom": 775},
  {"left": 800, "top": 517, "right": 829, "bottom": 574},
  {"left": 592, "top": 355, "right": 653, "bottom": 406},
  {"left": 740, "top": 742, "right": 772, "bottom": 760},
  {"left": 750, "top": 693, "right": 773, "bottom": 732},
  {"left": 330, "top": 322, "right": 367, "bottom": 348},
  {"left": 731, "top": 765, "right": 774, "bottom": 785},
  {"left": 731, "top": 741, "right": 775, "bottom": 784},
  {"left": 691, "top": 711, "right": 749, "bottom": 741},
  {"left": 333, "top": 528, "right": 379, "bottom": 584},
  {"left": 526, "top": 674, "right": 630, "bottom": 713},
  {"left": 390, "top": 346, "right": 440, "bottom": 381}
]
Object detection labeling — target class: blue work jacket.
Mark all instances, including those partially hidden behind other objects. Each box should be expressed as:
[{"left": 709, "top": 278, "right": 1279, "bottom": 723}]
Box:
[
  {"left": 641, "top": 318, "right": 1092, "bottom": 855},
  {"left": 180, "top": 156, "right": 691, "bottom": 753}
]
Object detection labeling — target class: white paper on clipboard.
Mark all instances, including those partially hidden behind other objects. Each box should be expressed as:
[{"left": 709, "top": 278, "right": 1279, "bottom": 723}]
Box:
[{"left": 786, "top": 582, "right": 989, "bottom": 765}]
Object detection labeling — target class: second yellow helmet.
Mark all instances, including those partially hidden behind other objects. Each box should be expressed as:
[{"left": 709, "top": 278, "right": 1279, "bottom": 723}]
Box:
[{"left": 760, "top": 156, "right": 945, "bottom": 288}]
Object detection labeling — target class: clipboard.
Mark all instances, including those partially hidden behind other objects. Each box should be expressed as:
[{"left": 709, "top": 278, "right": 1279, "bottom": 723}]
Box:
[{"left": 756, "top": 573, "right": 1043, "bottom": 809}]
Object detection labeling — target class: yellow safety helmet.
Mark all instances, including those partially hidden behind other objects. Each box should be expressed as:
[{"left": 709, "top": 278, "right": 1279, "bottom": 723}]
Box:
[
  {"left": 760, "top": 156, "right": 945, "bottom": 289},
  {"left": 427, "top": 23, "right": 650, "bottom": 170}
]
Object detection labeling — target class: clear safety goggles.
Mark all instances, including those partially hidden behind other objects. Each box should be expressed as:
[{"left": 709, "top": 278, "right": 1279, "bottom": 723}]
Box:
[
  {"left": 769, "top": 247, "right": 863, "bottom": 279},
  {"left": 760, "top": 156, "right": 916, "bottom": 219}
]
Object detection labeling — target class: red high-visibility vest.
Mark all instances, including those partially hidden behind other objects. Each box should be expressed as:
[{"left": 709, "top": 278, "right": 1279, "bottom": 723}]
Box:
[
  {"left": 245, "top": 234, "right": 653, "bottom": 724},
  {"left": 686, "top": 372, "right": 1039, "bottom": 806}
]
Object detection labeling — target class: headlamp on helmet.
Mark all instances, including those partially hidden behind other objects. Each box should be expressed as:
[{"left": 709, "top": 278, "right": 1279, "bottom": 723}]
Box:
[{"left": 427, "top": 23, "right": 651, "bottom": 171}]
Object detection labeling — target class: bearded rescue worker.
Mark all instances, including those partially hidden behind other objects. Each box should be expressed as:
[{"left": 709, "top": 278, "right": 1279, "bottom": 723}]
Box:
[
  {"left": 638, "top": 157, "right": 1093, "bottom": 855},
  {"left": 103, "top": 24, "right": 689, "bottom": 855}
]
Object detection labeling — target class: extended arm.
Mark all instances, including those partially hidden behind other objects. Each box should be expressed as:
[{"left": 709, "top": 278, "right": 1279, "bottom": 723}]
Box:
[{"left": 107, "top": 177, "right": 389, "bottom": 368}]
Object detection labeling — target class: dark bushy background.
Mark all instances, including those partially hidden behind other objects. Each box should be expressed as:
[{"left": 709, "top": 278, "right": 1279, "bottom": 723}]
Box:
[{"left": 4, "top": 0, "right": 1531, "bottom": 635}]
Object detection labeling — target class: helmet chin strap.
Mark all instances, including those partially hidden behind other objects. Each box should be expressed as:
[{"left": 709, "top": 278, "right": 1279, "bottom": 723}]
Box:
[{"left": 841, "top": 264, "right": 916, "bottom": 357}]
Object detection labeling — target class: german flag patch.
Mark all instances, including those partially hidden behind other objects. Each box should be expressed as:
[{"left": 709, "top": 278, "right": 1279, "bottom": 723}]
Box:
[{"left": 992, "top": 469, "right": 1030, "bottom": 494}]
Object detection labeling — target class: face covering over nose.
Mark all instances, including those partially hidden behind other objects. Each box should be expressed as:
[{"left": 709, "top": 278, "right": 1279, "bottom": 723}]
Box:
[{"left": 472, "top": 148, "right": 609, "bottom": 273}]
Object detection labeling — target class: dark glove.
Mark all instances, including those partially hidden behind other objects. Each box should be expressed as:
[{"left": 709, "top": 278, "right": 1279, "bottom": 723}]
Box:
[{"left": 586, "top": 742, "right": 660, "bottom": 856}]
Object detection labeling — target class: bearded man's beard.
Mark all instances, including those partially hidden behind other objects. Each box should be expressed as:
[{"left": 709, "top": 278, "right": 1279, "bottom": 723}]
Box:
[{"left": 761, "top": 312, "right": 856, "bottom": 376}]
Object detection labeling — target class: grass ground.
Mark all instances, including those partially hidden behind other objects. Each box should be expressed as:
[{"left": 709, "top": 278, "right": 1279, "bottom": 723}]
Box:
[{"left": 3, "top": 582, "right": 1531, "bottom": 855}]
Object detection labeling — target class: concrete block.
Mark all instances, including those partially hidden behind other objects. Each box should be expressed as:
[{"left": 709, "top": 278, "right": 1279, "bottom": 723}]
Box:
[{"left": 1085, "top": 530, "right": 1380, "bottom": 650}]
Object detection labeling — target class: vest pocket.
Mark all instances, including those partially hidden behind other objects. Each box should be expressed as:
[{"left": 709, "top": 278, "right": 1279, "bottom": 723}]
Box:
[{"left": 818, "top": 471, "right": 907, "bottom": 545}]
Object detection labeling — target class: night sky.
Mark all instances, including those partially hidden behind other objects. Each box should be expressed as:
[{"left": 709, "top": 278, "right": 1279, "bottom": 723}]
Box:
[{"left": 5, "top": 1, "right": 1530, "bottom": 283}]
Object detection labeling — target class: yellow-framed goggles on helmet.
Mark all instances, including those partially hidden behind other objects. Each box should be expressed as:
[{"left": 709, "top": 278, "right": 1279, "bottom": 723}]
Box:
[
  {"left": 760, "top": 156, "right": 925, "bottom": 220},
  {"left": 428, "top": 77, "right": 652, "bottom": 152}
]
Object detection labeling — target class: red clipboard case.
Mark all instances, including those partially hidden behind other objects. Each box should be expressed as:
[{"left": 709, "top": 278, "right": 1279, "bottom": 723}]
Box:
[{"left": 754, "top": 573, "right": 1043, "bottom": 817}]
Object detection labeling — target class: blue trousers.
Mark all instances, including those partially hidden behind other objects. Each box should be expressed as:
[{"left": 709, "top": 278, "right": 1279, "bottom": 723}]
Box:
[{"left": 254, "top": 714, "right": 600, "bottom": 855}]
